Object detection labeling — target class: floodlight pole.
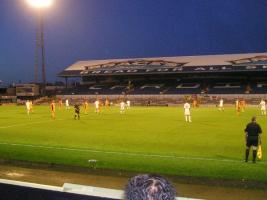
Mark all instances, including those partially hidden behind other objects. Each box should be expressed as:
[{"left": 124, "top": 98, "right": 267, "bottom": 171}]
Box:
[
  {"left": 34, "top": 11, "right": 40, "bottom": 83},
  {"left": 34, "top": 9, "right": 47, "bottom": 93},
  {"left": 40, "top": 12, "right": 46, "bottom": 86}
]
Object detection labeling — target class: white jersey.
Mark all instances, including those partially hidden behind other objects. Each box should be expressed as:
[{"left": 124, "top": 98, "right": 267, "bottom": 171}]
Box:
[
  {"left": 126, "top": 100, "right": 130, "bottom": 107},
  {"left": 219, "top": 99, "right": 224, "bottom": 107},
  {"left": 65, "top": 99, "right": 69, "bottom": 107},
  {"left": 95, "top": 100, "right": 100, "bottom": 108},
  {"left": 26, "top": 101, "right": 30, "bottom": 110},
  {"left": 120, "top": 102, "right": 126, "bottom": 110},
  {"left": 184, "top": 103, "right": 191, "bottom": 115},
  {"left": 260, "top": 100, "right": 266, "bottom": 110}
]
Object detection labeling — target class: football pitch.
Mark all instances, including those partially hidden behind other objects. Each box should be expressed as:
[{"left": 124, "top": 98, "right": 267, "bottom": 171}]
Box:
[{"left": 0, "top": 105, "right": 266, "bottom": 183}]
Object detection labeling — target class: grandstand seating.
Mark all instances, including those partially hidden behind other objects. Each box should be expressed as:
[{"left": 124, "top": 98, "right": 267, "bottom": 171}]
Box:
[
  {"left": 132, "top": 84, "right": 165, "bottom": 94},
  {"left": 208, "top": 83, "right": 245, "bottom": 94},
  {"left": 60, "top": 81, "right": 267, "bottom": 96},
  {"left": 64, "top": 85, "right": 111, "bottom": 95},
  {"left": 109, "top": 85, "right": 128, "bottom": 94},
  {"left": 165, "top": 83, "right": 201, "bottom": 94},
  {"left": 250, "top": 82, "right": 267, "bottom": 94}
]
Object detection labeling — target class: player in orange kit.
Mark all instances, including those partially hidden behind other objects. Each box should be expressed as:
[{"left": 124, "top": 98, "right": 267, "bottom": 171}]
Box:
[{"left": 50, "top": 100, "right": 56, "bottom": 119}]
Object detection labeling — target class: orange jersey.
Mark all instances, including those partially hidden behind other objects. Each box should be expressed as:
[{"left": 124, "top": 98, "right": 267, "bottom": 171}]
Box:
[
  {"left": 84, "top": 102, "right": 89, "bottom": 111},
  {"left": 105, "top": 100, "right": 110, "bottom": 106},
  {"left": 50, "top": 103, "right": 56, "bottom": 112},
  {"left": 237, "top": 103, "right": 241, "bottom": 112},
  {"left": 240, "top": 100, "right": 246, "bottom": 107},
  {"left": 235, "top": 101, "right": 240, "bottom": 109},
  {"left": 192, "top": 100, "right": 197, "bottom": 107}
]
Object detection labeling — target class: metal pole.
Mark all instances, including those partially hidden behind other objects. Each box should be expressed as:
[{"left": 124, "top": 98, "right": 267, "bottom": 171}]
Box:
[
  {"left": 34, "top": 11, "right": 41, "bottom": 83},
  {"left": 40, "top": 11, "right": 46, "bottom": 87},
  {"left": 65, "top": 77, "right": 68, "bottom": 89}
]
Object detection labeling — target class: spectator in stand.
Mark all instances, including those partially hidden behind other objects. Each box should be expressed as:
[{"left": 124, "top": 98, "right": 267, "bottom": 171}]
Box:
[{"left": 125, "top": 174, "right": 176, "bottom": 200}]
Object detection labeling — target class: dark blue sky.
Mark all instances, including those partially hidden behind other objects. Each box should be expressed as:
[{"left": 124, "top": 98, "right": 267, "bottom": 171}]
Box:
[{"left": 1, "top": 0, "right": 267, "bottom": 83}]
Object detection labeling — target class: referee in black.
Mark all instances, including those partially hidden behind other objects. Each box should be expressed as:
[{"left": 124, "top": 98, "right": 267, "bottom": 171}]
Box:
[
  {"left": 244, "top": 116, "right": 262, "bottom": 163},
  {"left": 74, "top": 104, "right": 80, "bottom": 120}
]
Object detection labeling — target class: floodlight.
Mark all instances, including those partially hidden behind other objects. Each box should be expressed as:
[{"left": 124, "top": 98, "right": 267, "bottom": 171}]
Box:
[{"left": 27, "top": 0, "right": 53, "bottom": 8}]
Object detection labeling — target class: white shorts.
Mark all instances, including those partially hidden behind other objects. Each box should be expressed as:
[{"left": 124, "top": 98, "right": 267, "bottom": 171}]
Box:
[{"left": 184, "top": 111, "right": 190, "bottom": 116}]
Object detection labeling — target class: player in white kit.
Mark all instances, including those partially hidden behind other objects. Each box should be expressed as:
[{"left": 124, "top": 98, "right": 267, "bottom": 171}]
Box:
[
  {"left": 25, "top": 100, "right": 31, "bottom": 115},
  {"left": 259, "top": 99, "right": 266, "bottom": 115},
  {"left": 126, "top": 100, "right": 131, "bottom": 109},
  {"left": 65, "top": 99, "right": 70, "bottom": 110},
  {"left": 184, "top": 102, "right": 192, "bottom": 122},
  {"left": 218, "top": 98, "right": 224, "bottom": 111},
  {"left": 95, "top": 99, "right": 100, "bottom": 114},
  {"left": 120, "top": 101, "right": 126, "bottom": 114}
]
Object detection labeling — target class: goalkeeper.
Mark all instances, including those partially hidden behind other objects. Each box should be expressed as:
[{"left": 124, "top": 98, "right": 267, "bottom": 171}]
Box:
[{"left": 244, "top": 116, "right": 262, "bottom": 163}]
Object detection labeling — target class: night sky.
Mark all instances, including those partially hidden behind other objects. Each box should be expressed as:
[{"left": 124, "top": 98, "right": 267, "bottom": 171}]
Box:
[{"left": 1, "top": 0, "right": 267, "bottom": 84}]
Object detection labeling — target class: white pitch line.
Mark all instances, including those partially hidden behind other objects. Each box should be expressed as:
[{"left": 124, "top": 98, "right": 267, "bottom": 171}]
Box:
[
  {"left": 0, "top": 142, "right": 266, "bottom": 164},
  {"left": 0, "top": 119, "right": 64, "bottom": 129}
]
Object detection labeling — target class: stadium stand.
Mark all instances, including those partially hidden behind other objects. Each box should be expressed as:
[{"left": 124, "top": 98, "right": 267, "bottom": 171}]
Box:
[
  {"left": 58, "top": 53, "right": 267, "bottom": 96},
  {"left": 51, "top": 53, "right": 267, "bottom": 105}
]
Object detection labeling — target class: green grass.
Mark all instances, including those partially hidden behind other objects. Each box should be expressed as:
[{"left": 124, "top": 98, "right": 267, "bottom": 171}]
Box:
[{"left": 0, "top": 105, "right": 266, "bottom": 182}]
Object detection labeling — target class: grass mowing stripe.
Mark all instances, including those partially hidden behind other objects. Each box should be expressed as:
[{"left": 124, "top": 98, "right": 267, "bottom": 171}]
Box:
[
  {"left": 0, "top": 119, "right": 65, "bottom": 129},
  {"left": 0, "top": 142, "right": 266, "bottom": 164}
]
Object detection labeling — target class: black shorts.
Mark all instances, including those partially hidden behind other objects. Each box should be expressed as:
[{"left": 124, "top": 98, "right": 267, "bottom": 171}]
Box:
[{"left": 246, "top": 136, "right": 259, "bottom": 147}]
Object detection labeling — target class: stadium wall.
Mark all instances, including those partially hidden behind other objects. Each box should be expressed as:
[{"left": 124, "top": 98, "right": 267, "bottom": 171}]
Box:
[
  {"left": 0, "top": 179, "right": 197, "bottom": 200},
  {"left": 0, "top": 179, "right": 114, "bottom": 200}
]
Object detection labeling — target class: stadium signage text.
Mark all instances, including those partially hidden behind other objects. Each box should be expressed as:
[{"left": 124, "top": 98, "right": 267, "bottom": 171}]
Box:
[{"left": 79, "top": 65, "right": 267, "bottom": 75}]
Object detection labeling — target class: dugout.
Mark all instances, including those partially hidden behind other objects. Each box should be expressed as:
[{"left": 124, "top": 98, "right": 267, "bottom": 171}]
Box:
[{"left": 15, "top": 84, "right": 43, "bottom": 99}]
